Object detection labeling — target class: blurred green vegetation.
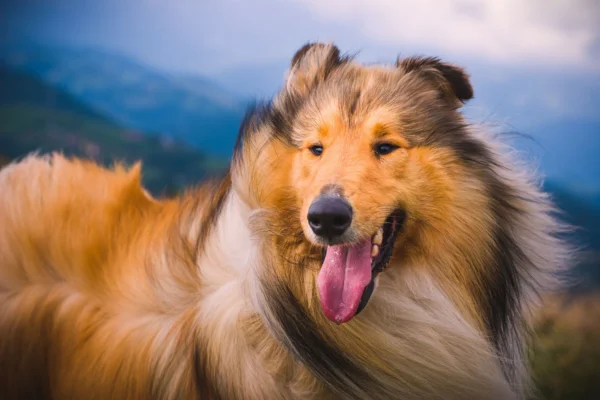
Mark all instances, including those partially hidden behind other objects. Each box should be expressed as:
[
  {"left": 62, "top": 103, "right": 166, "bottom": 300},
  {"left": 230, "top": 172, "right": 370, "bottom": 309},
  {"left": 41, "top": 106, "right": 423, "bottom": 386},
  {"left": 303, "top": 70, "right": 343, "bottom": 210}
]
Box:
[
  {"left": 0, "top": 64, "right": 228, "bottom": 196},
  {"left": 0, "top": 154, "right": 10, "bottom": 168},
  {"left": 529, "top": 292, "right": 600, "bottom": 400},
  {"left": 0, "top": 104, "right": 227, "bottom": 195}
]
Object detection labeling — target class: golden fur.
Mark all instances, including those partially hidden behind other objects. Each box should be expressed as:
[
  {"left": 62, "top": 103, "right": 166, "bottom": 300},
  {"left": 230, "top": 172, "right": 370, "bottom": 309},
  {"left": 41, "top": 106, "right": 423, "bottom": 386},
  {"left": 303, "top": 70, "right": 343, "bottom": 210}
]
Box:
[{"left": 0, "top": 43, "right": 570, "bottom": 399}]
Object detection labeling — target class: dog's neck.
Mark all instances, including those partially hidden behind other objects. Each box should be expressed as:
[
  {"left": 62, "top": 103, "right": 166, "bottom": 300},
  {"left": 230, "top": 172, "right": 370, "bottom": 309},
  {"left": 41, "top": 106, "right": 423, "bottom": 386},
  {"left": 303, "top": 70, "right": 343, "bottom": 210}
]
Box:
[
  {"left": 189, "top": 187, "right": 520, "bottom": 400},
  {"left": 191, "top": 188, "right": 293, "bottom": 398}
]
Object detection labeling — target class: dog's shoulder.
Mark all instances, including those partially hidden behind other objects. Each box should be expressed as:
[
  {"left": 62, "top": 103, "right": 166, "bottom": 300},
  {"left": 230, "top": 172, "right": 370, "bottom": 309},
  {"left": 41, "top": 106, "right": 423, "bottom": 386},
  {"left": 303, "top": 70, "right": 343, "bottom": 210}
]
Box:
[
  {"left": 0, "top": 153, "right": 157, "bottom": 286},
  {"left": 0, "top": 152, "right": 153, "bottom": 202}
]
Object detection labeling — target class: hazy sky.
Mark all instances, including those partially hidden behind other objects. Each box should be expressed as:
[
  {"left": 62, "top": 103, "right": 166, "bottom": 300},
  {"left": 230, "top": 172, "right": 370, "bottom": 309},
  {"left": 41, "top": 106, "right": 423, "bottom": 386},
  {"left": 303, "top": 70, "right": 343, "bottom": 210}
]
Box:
[{"left": 3, "top": 0, "right": 599, "bottom": 74}]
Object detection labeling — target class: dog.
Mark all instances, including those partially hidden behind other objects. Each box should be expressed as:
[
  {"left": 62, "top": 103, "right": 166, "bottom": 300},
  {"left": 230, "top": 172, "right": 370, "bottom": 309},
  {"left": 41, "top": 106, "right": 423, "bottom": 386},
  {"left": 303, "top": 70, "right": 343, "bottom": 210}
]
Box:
[{"left": 0, "top": 43, "right": 571, "bottom": 399}]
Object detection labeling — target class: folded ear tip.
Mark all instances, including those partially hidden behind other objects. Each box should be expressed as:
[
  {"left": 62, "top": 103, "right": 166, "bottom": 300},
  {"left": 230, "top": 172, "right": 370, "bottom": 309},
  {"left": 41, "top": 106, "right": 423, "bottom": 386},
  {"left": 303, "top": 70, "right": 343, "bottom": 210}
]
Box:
[
  {"left": 291, "top": 43, "right": 318, "bottom": 68},
  {"left": 458, "top": 84, "right": 474, "bottom": 102},
  {"left": 290, "top": 42, "right": 340, "bottom": 68},
  {"left": 443, "top": 65, "right": 474, "bottom": 101},
  {"left": 398, "top": 56, "right": 474, "bottom": 103}
]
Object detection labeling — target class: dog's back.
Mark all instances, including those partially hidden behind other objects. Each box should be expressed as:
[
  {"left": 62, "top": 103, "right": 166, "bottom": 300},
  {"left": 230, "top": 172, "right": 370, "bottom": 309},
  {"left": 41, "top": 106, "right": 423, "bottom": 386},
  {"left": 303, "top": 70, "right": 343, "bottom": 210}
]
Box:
[
  {"left": 0, "top": 153, "right": 153, "bottom": 284},
  {"left": 0, "top": 154, "right": 200, "bottom": 399}
]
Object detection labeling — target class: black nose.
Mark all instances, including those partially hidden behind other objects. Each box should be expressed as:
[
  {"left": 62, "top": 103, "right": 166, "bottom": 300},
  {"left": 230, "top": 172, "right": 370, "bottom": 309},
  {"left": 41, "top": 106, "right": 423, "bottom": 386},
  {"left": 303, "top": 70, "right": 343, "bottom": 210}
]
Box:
[{"left": 307, "top": 196, "right": 353, "bottom": 238}]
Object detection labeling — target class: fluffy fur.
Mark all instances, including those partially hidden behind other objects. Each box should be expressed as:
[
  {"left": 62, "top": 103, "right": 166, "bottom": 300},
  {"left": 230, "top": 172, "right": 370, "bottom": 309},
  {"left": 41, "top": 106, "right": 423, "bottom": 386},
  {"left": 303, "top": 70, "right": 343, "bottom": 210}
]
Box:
[{"left": 0, "top": 43, "right": 571, "bottom": 400}]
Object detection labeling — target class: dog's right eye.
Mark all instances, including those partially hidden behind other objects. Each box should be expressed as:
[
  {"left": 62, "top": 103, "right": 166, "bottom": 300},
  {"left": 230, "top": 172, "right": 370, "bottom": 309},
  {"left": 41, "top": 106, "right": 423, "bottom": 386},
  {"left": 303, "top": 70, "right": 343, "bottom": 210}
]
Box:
[
  {"left": 309, "top": 144, "right": 323, "bottom": 156},
  {"left": 374, "top": 142, "right": 400, "bottom": 156}
]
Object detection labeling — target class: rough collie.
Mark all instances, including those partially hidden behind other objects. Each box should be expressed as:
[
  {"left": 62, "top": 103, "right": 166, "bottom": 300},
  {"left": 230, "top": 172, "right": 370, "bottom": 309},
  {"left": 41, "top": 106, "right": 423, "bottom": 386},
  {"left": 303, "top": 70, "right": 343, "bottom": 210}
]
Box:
[{"left": 0, "top": 43, "right": 570, "bottom": 399}]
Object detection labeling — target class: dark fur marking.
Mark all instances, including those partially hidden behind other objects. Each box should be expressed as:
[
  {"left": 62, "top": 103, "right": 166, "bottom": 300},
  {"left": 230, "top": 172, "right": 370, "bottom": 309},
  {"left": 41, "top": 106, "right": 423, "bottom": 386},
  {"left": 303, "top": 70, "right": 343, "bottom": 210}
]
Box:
[
  {"left": 193, "top": 342, "right": 222, "bottom": 400},
  {"left": 290, "top": 42, "right": 353, "bottom": 96},
  {"left": 0, "top": 294, "right": 54, "bottom": 399},
  {"left": 440, "top": 128, "right": 530, "bottom": 382},
  {"left": 192, "top": 173, "right": 232, "bottom": 263},
  {"left": 233, "top": 97, "right": 305, "bottom": 161},
  {"left": 483, "top": 166, "right": 533, "bottom": 383},
  {"left": 290, "top": 43, "right": 337, "bottom": 69},
  {"left": 263, "top": 279, "right": 381, "bottom": 399},
  {"left": 290, "top": 42, "right": 343, "bottom": 74},
  {"left": 348, "top": 90, "right": 361, "bottom": 119},
  {"left": 232, "top": 104, "right": 261, "bottom": 162},
  {"left": 423, "top": 118, "right": 529, "bottom": 382},
  {"left": 398, "top": 56, "right": 474, "bottom": 103},
  {"left": 232, "top": 101, "right": 280, "bottom": 162}
]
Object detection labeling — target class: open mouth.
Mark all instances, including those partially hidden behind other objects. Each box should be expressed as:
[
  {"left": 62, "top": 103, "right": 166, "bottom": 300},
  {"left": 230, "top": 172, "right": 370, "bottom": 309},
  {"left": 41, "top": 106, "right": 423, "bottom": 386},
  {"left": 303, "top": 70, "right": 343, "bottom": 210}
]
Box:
[{"left": 316, "top": 209, "right": 406, "bottom": 324}]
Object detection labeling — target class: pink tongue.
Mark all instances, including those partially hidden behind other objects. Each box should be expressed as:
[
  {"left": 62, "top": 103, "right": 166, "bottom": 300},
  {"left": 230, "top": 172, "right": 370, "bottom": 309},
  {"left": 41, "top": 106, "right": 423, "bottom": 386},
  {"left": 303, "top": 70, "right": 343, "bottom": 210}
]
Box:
[{"left": 317, "top": 240, "right": 373, "bottom": 324}]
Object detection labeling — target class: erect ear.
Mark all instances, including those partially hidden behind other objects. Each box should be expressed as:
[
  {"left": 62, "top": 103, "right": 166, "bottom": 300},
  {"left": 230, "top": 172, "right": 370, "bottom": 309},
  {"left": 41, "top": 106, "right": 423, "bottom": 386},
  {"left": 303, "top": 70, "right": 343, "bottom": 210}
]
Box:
[
  {"left": 286, "top": 42, "right": 346, "bottom": 96},
  {"left": 397, "top": 56, "right": 474, "bottom": 107}
]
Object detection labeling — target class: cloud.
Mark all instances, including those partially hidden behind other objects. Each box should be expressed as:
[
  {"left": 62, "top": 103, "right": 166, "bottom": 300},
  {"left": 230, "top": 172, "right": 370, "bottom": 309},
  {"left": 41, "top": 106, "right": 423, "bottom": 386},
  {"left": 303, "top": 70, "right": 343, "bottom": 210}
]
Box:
[
  {"left": 3, "top": 0, "right": 600, "bottom": 75},
  {"left": 292, "top": 0, "right": 600, "bottom": 69}
]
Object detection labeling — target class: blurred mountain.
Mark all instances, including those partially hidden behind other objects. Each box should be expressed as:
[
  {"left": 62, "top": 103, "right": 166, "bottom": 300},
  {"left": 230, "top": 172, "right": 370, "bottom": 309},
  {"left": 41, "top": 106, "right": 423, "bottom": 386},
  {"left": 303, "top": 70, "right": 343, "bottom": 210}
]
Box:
[
  {"left": 0, "top": 43, "right": 245, "bottom": 157},
  {"left": 544, "top": 180, "right": 600, "bottom": 289},
  {"left": 169, "top": 74, "right": 244, "bottom": 108},
  {"left": 0, "top": 64, "right": 227, "bottom": 196},
  {"left": 0, "top": 154, "right": 10, "bottom": 168},
  {"left": 0, "top": 62, "right": 110, "bottom": 123}
]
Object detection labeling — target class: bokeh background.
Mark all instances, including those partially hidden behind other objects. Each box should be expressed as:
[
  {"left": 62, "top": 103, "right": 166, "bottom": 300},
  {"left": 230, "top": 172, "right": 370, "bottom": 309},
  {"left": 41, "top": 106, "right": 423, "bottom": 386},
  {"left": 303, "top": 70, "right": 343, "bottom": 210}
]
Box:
[{"left": 1, "top": 1, "right": 599, "bottom": 398}]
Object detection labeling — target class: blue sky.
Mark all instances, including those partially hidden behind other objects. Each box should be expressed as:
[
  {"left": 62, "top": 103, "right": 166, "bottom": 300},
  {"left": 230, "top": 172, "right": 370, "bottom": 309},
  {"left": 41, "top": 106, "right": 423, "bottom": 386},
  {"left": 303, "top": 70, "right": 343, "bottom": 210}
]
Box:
[{"left": 2, "top": 0, "right": 599, "bottom": 188}]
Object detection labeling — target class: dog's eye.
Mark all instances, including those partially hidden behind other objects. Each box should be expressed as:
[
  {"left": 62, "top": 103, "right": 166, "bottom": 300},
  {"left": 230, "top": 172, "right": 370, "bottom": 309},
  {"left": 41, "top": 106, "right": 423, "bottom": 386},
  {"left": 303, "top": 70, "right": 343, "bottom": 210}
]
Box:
[
  {"left": 309, "top": 144, "right": 323, "bottom": 156},
  {"left": 374, "top": 142, "right": 399, "bottom": 156}
]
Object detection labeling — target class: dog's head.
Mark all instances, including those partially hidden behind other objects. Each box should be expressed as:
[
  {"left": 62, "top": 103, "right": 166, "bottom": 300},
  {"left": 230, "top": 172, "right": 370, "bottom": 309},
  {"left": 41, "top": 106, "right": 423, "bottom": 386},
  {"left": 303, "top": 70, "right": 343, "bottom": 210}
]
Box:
[
  {"left": 236, "top": 43, "right": 496, "bottom": 324},
  {"left": 287, "top": 43, "right": 480, "bottom": 324}
]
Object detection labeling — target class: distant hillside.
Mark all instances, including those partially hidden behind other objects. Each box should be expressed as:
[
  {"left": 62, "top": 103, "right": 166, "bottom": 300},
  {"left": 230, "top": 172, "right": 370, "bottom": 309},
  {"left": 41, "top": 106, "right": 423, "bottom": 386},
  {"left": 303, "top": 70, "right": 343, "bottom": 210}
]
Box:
[
  {"left": 169, "top": 74, "right": 243, "bottom": 109},
  {"left": 0, "top": 65, "right": 227, "bottom": 196},
  {"left": 0, "top": 154, "right": 10, "bottom": 168},
  {"left": 544, "top": 181, "right": 600, "bottom": 289},
  {"left": 0, "top": 44, "right": 245, "bottom": 157},
  {"left": 0, "top": 63, "right": 109, "bottom": 122}
]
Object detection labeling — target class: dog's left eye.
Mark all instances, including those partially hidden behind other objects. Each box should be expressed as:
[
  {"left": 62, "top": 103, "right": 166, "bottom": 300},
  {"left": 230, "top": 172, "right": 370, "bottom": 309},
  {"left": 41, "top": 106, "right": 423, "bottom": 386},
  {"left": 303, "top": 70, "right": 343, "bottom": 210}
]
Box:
[
  {"left": 374, "top": 143, "right": 399, "bottom": 156},
  {"left": 309, "top": 144, "right": 324, "bottom": 156}
]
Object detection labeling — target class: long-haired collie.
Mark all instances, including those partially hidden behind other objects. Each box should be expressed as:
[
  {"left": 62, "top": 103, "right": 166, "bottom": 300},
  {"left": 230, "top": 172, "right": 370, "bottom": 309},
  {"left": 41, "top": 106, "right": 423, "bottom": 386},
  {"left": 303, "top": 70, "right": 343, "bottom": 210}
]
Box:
[{"left": 0, "top": 43, "right": 571, "bottom": 399}]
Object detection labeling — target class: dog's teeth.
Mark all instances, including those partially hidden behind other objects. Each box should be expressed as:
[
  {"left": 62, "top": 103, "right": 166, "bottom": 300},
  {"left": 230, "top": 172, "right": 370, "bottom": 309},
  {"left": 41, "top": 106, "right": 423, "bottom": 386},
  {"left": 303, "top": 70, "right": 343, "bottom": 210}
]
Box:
[
  {"left": 371, "top": 244, "right": 380, "bottom": 257},
  {"left": 372, "top": 228, "right": 383, "bottom": 245}
]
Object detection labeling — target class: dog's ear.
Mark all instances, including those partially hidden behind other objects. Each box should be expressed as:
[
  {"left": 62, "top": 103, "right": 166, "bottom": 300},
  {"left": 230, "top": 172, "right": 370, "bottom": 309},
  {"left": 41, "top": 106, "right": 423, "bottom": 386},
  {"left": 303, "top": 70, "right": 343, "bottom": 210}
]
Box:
[
  {"left": 286, "top": 42, "right": 345, "bottom": 96},
  {"left": 397, "top": 56, "right": 474, "bottom": 107}
]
